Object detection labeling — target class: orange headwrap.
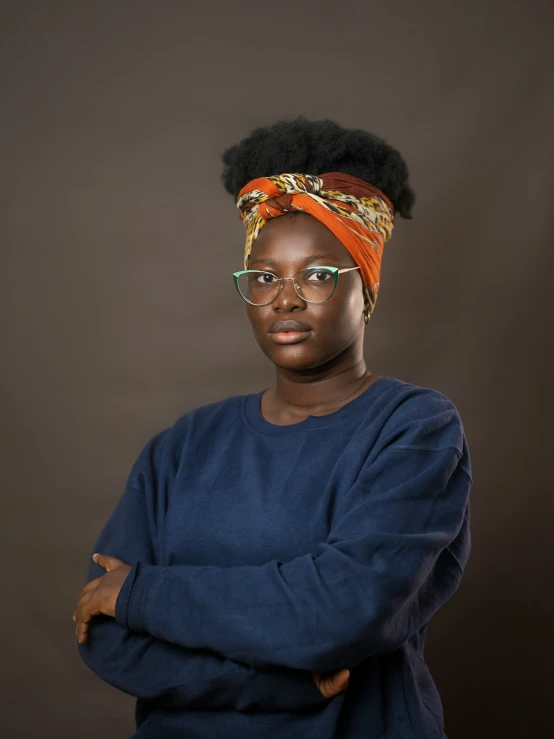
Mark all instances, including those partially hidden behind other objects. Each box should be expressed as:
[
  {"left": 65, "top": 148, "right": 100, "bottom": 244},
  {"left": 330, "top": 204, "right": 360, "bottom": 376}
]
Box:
[{"left": 236, "top": 172, "right": 395, "bottom": 311}]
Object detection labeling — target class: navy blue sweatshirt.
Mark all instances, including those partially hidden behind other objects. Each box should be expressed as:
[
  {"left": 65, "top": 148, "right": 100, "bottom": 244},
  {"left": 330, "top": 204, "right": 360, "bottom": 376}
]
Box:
[{"left": 78, "top": 375, "right": 472, "bottom": 738}]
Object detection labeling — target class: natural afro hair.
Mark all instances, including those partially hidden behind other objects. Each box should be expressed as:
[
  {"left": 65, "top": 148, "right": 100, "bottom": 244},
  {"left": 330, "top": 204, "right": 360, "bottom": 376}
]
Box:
[{"left": 221, "top": 115, "right": 415, "bottom": 219}]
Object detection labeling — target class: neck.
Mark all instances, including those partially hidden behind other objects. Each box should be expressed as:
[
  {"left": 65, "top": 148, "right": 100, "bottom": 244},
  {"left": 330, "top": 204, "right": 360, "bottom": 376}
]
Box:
[{"left": 270, "top": 358, "right": 372, "bottom": 416}]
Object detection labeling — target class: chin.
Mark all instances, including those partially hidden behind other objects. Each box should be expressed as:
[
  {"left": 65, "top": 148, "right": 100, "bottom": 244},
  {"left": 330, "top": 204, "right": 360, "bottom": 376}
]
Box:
[{"left": 264, "top": 346, "right": 326, "bottom": 371}]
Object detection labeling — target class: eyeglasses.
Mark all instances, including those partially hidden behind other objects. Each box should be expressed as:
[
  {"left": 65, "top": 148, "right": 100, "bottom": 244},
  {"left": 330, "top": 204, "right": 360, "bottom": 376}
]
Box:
[{"left": 232, "top": 265, "right": 360, "bottom": 306}]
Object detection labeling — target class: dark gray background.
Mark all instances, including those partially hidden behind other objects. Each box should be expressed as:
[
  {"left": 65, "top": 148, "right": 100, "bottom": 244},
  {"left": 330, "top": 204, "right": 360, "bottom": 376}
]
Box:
[{"left": 1, "top": 1, "right": 552, "bottom": 737}]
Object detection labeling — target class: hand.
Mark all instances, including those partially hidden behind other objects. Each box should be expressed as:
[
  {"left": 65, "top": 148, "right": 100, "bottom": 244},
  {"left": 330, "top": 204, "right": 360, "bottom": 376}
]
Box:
[
  {"left": 311, "top": 668, "right": 350, "bottom": 698},
  {"left": 73, "top": 554, "right": 132, "bottom": 644},
  {"left": 73, "top": 554, "right": 352, "bottom": 700}
]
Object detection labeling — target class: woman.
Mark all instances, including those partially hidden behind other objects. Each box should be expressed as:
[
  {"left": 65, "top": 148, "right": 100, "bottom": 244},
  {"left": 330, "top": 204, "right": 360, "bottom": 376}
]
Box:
[{"left": 74, "top": 116, "right": 472, "bottom": 739}]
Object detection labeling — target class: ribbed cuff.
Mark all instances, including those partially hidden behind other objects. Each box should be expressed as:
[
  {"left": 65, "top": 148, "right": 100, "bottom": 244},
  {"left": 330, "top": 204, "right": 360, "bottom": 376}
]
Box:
[{"left": 114, "top": 561, "right": 160, "bottom": 631}]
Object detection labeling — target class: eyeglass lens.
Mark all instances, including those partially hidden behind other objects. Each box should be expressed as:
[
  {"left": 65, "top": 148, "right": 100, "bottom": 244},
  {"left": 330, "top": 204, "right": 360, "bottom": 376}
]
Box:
[{"left": 237, "top": 268, "right": 336, "bottom": 305}]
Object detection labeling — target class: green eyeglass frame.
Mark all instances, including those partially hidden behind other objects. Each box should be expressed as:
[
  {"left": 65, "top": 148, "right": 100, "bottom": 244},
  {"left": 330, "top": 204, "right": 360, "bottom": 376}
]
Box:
[{"left": 232, "top": 265, "right": 361, "bottom": 306}]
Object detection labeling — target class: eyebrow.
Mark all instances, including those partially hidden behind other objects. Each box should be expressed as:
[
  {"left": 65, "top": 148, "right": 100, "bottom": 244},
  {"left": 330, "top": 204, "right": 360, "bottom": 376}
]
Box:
[{"left": 249, "top": 253, "right": 340, "bottom": 268}]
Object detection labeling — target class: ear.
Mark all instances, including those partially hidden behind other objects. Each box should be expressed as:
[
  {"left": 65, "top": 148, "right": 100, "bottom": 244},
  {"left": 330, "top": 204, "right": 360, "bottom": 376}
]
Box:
[{"left": 362, "top": 284, "right": 372, "bottom": 312}]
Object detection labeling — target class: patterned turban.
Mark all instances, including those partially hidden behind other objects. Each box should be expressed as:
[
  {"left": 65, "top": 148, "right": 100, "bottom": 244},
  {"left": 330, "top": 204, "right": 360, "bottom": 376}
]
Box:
[{"left": 235, "top": 172, "right": 395, "bottom": 311}]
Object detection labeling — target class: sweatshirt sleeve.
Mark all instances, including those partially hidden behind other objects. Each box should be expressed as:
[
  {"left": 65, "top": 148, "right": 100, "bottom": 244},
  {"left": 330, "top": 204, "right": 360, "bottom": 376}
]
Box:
[
  {"left": 77, "top": 446, "right": 329, "bottom": 711},
  {"left": 115, "top": 394, "right": 472, "bottom": 673}
]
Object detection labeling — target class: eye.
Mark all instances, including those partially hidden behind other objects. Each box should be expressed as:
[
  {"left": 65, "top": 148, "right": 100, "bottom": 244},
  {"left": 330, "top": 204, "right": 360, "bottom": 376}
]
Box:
[
  {"left": 305, "top": 268, "right": 333, "bottom": 282},
  {"left": 255, "top": 272, "right": 277, "bottom": 284}
]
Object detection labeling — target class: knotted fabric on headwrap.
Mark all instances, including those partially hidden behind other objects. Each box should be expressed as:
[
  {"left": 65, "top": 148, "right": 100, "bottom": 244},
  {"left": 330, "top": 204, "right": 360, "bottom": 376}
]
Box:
[{"left": 236, "top": 172, "right": 395, "bottom": 311}]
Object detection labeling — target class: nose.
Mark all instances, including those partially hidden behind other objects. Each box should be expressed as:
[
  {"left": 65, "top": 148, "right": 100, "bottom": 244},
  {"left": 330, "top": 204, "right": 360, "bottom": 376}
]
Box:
[{"left": 272, "top": 277, "right": 305, "bottom": 310}]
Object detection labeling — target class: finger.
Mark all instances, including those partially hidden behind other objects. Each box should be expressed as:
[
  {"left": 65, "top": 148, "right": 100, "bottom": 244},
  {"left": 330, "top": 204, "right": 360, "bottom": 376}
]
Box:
[
  {"left": 79, "top": 576, "right": 103, "bottom": 597},
  {"left": 75, "top": 590, "right": 94, "bottom": 626},
  {"left": 75, "top": 592, "right": 98, "bottom": 643},
  {"left": 331, "top": 670, "right": 350, "bottom": 693},
  {"left": 75, "top": 589, "right": 98, "bottom": 642},
  {"left": 92, "top": 553, "right": 125, "bottom": 572},
  {"left": 76, "top": 620, "right": 90, "bottom": 644},
  {"left": 325, "top": 669, "right": 350, "bottom": 694}
]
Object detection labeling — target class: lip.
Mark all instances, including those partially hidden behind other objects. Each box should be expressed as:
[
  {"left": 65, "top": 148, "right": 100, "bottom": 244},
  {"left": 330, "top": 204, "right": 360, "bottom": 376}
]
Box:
[
  {"left": 268, "top": 319, "right": 311, "bottom": 332},
  {"left": 268, "top": 330, "right": 312, "bottom": 345}
]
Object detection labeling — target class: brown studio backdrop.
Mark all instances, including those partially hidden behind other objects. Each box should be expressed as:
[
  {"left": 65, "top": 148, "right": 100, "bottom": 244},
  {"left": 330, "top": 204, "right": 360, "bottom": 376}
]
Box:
[{"left": 1, "top": 1, "right": 552, "bottom": 737}]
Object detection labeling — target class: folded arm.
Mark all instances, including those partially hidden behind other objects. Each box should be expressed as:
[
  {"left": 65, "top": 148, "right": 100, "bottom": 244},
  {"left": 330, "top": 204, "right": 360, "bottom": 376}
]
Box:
[
  {"left": 114, "top": 403, "right": 472, "bottom": 673},
  {"left": 77, "top": 483, "right": 328, "bottom": 712}
]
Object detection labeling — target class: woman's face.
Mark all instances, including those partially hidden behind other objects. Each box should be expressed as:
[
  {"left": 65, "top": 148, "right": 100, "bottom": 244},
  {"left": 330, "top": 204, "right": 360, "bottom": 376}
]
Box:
[{"left": 244, "top": 213, "right": 367, "bottom": 372}]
